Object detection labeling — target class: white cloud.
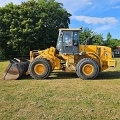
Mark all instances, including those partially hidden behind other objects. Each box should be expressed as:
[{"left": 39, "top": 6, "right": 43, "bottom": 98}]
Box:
[
  {"left": 94, "top": 25, "right": 113, "bottom": 32},
  {"left": 56, "top": 0, "right": 92, "bottom": 14},
  {"left": 56, "top": 0, "right": 120, "bottom": 15},
  {"left": 112, "top": 6, "right": 120, "bottom": 9},
  {"left": 93, "top": 24, "right": 120, "bottom": 39},
  {"left": 71, "top": 16, "right": 118, "bottom": 25},
  {"left": 87, "top": 2, "right": 92, "bottom": 5},
  {"left": 109, "top": 0, "right": 120, "bottom": 4}
]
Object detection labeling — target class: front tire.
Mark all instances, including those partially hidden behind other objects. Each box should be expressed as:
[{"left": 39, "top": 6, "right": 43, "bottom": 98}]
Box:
[
  {"left": 76, "top": 58, "right": 99, "bottom": 80},
  {"left": 29, "top": 57, "right": 52, "bottom": 79}
]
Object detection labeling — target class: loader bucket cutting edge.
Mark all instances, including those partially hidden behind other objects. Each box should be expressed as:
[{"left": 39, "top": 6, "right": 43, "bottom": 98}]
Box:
[{"left": 2, "top": 58, "right": 29, "bottom": 80}]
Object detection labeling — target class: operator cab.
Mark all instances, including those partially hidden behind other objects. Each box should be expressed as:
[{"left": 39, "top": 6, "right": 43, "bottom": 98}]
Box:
[{"left": 56, "top": 28, "right": 81, "bottom": 54}]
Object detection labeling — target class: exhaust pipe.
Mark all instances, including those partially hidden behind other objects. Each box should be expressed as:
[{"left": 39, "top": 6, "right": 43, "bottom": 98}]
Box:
[{"left": 2, "top": 58, "right": 29, "bottom": 80}]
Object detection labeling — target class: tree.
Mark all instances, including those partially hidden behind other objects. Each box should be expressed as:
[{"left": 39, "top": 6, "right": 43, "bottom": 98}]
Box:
[
  {"left": 104, "top": 32, "right": 120, "bottom": 49},
  {"left": 0, "top": 3, "right": 17, "bottom": 58},
  {"left": 108, "top": 39, "right": 120, "bottom": 49},
  {"left": 107, "top": 32, "right": 112, "bottom": 41},
  {"left": 0, "top": 0, "right": 71, "bottom": 58},
  {"left": 104, "top": 32, "right": 112, "bottom": 46},
  {"left": 79, "top": 27, "right": 103, "bottom": 45},
  {"left": 93, "top": 34, "right": 104, "bottom": 45}
]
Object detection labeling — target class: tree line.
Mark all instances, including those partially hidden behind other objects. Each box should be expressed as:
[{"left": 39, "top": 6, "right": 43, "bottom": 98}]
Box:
[
  {"left": 80, "top": 28, "right": 120, "bottom": 49},
  {"left": 0, "top": 0, "right": 71, "bottom": 59},
  {"left": 0, "top": 0, "right": 120, "bottom": 59}
]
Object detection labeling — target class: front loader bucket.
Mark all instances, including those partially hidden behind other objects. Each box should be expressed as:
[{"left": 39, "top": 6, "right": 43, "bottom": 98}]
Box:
[{"left": 2, "top": 58, "right": 29, "bottom": 80}]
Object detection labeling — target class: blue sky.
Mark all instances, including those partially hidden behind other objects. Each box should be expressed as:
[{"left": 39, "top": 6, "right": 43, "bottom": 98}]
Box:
[{"left": 0, "top": 0, "right": 120, "bottom": 39}]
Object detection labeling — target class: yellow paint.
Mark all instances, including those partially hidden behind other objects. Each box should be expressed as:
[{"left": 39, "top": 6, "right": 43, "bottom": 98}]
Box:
[
  {"left": 29, "top": 41, "right": 115, "bottom": 74},
  {"left": 79, "top": 45, "right": 115, "bottom": 71},
  {"left": 82, "top": 64, "right": 94, "bottom": 76},
  {"left": 34, "top": 64, "right": 45, "bottom": 75}
]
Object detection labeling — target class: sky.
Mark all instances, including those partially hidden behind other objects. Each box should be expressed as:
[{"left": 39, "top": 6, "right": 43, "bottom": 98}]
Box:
[{"left": 0, "top": 0, "right": 120, "bottom": 39}]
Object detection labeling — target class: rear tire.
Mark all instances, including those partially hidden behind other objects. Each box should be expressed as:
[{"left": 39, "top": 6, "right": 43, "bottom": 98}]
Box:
[
  {"left": 76, "top": 58, "right": 99, "bottom": 80},
  {"left": 29, "top": 57, "right": 52, "bottom": 79}
]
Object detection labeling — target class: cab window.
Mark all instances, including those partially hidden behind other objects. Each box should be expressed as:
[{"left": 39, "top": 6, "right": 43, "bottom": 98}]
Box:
[
  {"left": 63, "top": 31, "right": 72, "bottom": 46},
  {"left": 73, "top": 32, "right": 79, "bottom": 46}
]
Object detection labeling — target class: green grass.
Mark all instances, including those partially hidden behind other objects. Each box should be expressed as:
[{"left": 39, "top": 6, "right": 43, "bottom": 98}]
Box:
[
  {"left": 0, "top": 60, "right": 9, "bottom": 78},
  {"left": 0, "top": 58, "right": 120, "bottom": 120}
]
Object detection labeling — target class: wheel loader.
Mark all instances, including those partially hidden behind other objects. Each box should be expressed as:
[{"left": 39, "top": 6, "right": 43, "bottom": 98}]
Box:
[{"left": 3, "top": 27, "right": 116, "bottom": 80}]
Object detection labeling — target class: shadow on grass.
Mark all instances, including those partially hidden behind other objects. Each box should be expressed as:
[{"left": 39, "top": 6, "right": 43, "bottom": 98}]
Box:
[
  {"left": 96, "top": 71, "right": 120, "bottom": 80},
  {"left": 50, "top": 71, "right": 120, "bottom": 80},
  {"left": 19, "top": 72, "right": 78, "bottom": 80},
  {"left": 18, "top": 71, "right": 120, "bottom": 80},
  {"left": 49, "top": 72, "right": 78, "bottom": 80},
  {"left": 18, "top": 75, "right": 33, "bottom": 80}
]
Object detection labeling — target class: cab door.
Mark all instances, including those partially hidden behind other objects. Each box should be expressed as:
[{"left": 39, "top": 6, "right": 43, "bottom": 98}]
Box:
[{"left": 63, "top": 31, "right": 79, "bottom": 54}]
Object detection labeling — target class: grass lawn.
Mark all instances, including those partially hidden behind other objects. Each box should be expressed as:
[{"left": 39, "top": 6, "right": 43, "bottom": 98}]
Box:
[{"left": 0, "top": 58, "right": 120, "bottom": 120}]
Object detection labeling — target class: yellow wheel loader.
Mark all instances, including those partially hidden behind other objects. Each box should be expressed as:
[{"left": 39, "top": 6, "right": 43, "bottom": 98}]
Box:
[{"left": 3, "top": 28, "right": 116, "bottom": 80}]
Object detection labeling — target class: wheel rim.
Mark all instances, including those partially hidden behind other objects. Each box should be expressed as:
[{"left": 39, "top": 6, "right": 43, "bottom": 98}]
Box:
[
  {"left": 34, "top": 64, "right": 45, "bottom": 75},
  {"left": 82, "top": 64, "right": 94, "bottom": 76}
]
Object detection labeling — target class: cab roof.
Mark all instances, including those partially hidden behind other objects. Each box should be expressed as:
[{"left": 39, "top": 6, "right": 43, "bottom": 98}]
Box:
[{"left": 59, "top": 27, "right": 82, "bottom": 31}]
